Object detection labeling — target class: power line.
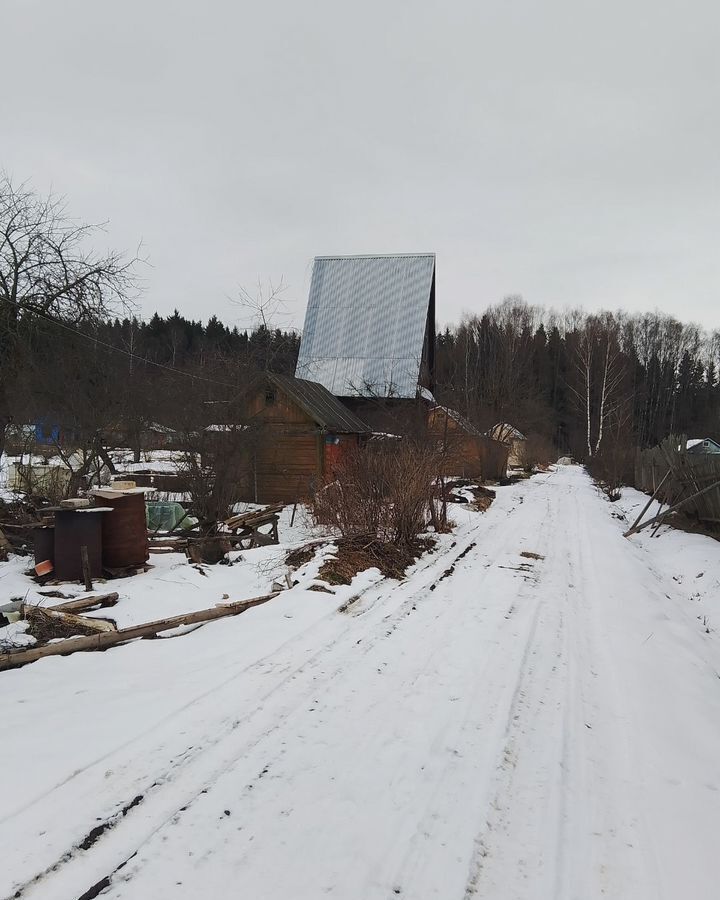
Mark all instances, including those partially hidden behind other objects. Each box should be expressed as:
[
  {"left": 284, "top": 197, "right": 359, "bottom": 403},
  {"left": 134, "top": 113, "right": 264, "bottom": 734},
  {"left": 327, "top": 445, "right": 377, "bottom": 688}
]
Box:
[{"left": 5, "top": 300, "right": 247, "bottom": 391}]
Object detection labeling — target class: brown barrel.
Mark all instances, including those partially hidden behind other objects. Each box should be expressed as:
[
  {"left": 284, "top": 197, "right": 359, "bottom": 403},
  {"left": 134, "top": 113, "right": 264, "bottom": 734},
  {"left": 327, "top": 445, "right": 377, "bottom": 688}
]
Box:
[
  {"left": 54, "top": 510, "right": 104, "bottom": 581},
  {"left": 100, "top": 492, "right": 149, "bottom": 568},
  {"left": 33, "top": 526, "right": 55, "bottom": 566}
]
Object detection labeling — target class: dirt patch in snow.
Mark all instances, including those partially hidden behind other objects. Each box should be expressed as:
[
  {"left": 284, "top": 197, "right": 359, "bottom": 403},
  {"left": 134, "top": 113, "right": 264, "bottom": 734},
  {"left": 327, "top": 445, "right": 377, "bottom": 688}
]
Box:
[
  {"left": 285, "top": 541, "right": 326, "bottom": 569},
  {"left": 470, "top": 486, "right": 496, "bottom": 512},
  {"left": 319, "top": 537, "right": 435, "bottom": 585},
  {"left": 446, "top": 480, "right": 496, "bottom": 512}
]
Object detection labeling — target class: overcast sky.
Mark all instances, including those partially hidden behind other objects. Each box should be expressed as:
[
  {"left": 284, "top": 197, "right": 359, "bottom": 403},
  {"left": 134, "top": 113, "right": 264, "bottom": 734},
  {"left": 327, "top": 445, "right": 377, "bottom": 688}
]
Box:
[{"left": 4, "top": 0, "right": 719, "bottom": 331}]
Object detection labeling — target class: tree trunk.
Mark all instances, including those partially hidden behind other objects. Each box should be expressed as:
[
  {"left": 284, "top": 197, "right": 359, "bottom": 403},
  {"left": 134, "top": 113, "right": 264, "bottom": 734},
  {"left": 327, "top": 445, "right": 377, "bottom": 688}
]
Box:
[
  {"left": 594, "top": 343, "right": 610, "bottom": 455},
  {"left": 0, "top": 384, "right": 11, "bottom": 460}
]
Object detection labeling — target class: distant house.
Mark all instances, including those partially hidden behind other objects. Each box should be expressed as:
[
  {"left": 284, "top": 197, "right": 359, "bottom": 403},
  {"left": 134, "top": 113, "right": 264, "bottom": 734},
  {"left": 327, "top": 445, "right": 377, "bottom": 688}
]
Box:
[
  {"left": 204, "top": 373, "right": 370, "bottom": 504},
  {"left": 295, "top": 253, "right": 436, "bottom": 432},
  {"left": 488, "top": 423, "right": 527, "bottom": 468},
  {"left": 686, "top": 438, "right": 720, "bottom": 455},
  {"left": 428, "top": 407, "right": 509, "bottom": 481}
]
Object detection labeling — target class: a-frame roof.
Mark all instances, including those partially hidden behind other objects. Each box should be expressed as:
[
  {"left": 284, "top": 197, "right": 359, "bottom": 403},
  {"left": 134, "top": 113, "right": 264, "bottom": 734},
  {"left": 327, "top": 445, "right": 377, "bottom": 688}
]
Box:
[{"left": 295, "top": 253, "right": 435, "bottom": 399}]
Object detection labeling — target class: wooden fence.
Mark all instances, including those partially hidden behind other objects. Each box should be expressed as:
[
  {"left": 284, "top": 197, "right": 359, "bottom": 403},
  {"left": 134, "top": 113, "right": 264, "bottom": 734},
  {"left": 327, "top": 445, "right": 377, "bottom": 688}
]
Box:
[{"left": 635, "top": 435, "right": 720, "bottom": 524}]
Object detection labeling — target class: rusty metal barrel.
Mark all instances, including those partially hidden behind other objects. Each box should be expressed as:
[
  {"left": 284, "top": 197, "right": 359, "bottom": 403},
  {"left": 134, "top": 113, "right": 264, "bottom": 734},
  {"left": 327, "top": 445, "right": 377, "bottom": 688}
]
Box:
[{"left": 93, "top": 490, "right": 149, "bottom": 569}]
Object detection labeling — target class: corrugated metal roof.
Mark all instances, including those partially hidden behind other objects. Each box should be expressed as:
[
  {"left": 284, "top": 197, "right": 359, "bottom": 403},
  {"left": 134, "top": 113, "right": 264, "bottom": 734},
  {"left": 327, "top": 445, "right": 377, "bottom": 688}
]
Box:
[
  {"left": 295, "top": 253, "right": 435, "bottom": 399},
  {"left": 268, "top": 373, "right": 370, "bottom": 433}
]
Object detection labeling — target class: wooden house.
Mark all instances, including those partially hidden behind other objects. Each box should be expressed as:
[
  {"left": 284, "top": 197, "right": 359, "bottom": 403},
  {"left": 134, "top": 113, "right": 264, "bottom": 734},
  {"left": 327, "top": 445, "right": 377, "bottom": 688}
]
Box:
[
  {"left": 203, "top": 373, "right": 370, "bottom": 504},
  {"left": 488, "top": 423, "right": 527, "bottom": 468},
  {"left": 686, "top": 438, "right": 720, "bottom": 455},
  {"left": 429, "top": 406, "right": 509, "bottom": 481}
]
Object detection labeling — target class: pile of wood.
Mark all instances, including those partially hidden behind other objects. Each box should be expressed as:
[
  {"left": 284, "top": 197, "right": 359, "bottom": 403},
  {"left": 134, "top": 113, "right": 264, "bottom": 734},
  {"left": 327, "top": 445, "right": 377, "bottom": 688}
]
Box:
[
  {"left": 149, "top": 503, "right": 283, "bottom": 562},
  {"left": 24, "top": 592, "right": 119, "bottom": 641},
  {"left": 26, "top": 604, "right": 117, "bottom": 641}
]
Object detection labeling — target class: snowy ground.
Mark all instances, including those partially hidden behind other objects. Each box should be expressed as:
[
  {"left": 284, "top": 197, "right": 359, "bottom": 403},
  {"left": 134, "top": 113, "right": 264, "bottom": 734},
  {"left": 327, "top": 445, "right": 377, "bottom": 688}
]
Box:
[{"left": 2, "top": 467, "right": 720, "bottom": 899}]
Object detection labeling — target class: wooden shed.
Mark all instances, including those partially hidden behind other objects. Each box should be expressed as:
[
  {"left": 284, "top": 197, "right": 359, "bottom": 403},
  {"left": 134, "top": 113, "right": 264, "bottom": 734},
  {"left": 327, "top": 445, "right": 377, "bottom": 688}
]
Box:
[
  {"left": 488, "top": 423, "right": 526, "bottom": 469},
  {"left": 204, "top": 373, "right": 370, "bottom": 504},
  {"left": 429, "top": 406, "right": 509, "bottom": 481}
]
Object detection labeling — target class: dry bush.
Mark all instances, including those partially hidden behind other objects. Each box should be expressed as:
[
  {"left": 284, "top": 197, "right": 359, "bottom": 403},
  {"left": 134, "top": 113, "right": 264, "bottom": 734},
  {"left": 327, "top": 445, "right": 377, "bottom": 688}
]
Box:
[
  {"left": 517, "top": 433, "right": 554, "bottom": 472},
  {"left": 178, "top": 428, "right": 251, "bottom": 529},
  {"left": 310, "top": 441, "right": 444, "bottom": 547},
  {"left": 585, "top": 436, "right": 635, "bottom": 501}
]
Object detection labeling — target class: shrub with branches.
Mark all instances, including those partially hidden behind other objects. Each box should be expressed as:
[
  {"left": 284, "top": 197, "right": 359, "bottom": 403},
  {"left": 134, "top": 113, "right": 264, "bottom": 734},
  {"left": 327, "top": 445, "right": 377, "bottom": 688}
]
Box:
[
  {"left": 585, "top": 433, "right": 635, "bottom": 501},
  {"left": 516, "top": 432, "right": 554, "bottom": 472},
  {"left": 310, "top": 441, "right": 445, "bottom": 546},
  {"left": 178, "top": 427, "right": 253, "bottom": 529}
]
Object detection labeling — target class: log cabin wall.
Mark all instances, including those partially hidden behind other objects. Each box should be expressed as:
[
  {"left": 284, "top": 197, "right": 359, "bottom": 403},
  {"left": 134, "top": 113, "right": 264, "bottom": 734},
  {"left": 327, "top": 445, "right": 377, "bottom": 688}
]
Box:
[
  {"left": 243, "top": 385, "right": 323, "bottom": 503},
  {"left": 428, "top": 407, "right": 509, "bottom": 481},
  {"left": 204, "top": 377, "right": 369, "bottom": 504},
  {"left": 253, "top": 427, "right": 323, "bottom": 504}
]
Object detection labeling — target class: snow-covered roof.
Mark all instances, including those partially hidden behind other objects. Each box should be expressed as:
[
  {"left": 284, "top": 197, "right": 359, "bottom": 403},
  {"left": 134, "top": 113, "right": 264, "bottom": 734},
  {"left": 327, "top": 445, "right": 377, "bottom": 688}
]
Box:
[{"left": 686, "top": 439, "right": 704, "bottom": 449}]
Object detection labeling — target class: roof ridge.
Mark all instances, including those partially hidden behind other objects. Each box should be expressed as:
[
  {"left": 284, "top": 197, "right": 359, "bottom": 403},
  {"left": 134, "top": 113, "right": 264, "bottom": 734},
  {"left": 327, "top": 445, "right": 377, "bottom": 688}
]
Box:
[{"left": 313, "top": 252, "right": 435, "bottom": 261}]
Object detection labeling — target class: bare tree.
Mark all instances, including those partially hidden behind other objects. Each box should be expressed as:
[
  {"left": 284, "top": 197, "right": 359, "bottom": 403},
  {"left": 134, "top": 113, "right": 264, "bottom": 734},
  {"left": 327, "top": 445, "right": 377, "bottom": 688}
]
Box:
[{"left": 0, "top": 173, "right": 137, "bottom": 455}]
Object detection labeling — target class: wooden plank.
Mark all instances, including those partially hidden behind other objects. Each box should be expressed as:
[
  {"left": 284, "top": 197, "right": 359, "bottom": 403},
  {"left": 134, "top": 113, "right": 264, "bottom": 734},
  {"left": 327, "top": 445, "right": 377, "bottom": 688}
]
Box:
[
  {"left": 627, "top": 478, "right": 720, "bottom": 537},
  {"left": 0, "top": 592, "right": 280, "bottom": 671},
  {"left": 49, "top": 593, "right": 120, "bottom": 613},
  {"left": 81, "top": 545, "right": 93, "bottom": 592},
  {"left": 623, "top": 470, "right": 671, "bottom": 536}
]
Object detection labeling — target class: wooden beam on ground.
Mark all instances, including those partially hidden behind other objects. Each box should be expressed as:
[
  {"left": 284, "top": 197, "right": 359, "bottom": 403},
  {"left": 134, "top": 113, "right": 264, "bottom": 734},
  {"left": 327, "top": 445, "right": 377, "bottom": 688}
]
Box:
[
  {"left": 0, "top": 592, "right": 280, "bottom": 671},
  {"left": 623, "top": 470, "right": 671, "bottom": 537},
  {"left": 48, "top": 593, "right": 120, "bottom": 613}
]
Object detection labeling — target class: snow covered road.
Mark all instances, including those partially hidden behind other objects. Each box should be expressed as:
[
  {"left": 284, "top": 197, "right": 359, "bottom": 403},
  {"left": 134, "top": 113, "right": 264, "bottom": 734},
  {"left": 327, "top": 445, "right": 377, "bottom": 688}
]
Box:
[{"left": 3, "top": 467, "right": 720, "bottom": 899}]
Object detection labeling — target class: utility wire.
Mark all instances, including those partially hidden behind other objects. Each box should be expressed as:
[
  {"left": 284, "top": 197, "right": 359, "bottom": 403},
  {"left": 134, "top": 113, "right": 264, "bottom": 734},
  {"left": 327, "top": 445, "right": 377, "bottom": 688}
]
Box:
[{"left": 3, "top": 298, "right": 248, "bottom": 391}]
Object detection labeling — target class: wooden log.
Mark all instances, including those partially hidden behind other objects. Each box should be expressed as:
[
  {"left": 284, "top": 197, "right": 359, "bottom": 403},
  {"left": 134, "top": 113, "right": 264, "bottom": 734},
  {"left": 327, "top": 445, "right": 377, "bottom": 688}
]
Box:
[
  {"left": 0, "top": 592, "right": 279, "bottom": 671},
  {"left": 49, "top": 593, "right": 119, "bottom": 613}
]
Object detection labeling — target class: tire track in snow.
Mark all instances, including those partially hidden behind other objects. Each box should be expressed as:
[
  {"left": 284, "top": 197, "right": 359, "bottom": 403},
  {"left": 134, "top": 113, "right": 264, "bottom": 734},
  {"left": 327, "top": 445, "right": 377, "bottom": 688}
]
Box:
[
  {"left": 36, "top": 486, "right": 547, "bottom": 900},
  {"left": 6, "top": 508, "right": 513, "bottom": 900}
]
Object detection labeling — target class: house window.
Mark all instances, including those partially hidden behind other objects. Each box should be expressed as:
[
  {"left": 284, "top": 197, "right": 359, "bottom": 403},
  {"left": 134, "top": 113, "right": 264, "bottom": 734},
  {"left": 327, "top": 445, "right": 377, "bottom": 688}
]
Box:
[{"left": 265, "top": 389, "right": 276, "bottom": 406}]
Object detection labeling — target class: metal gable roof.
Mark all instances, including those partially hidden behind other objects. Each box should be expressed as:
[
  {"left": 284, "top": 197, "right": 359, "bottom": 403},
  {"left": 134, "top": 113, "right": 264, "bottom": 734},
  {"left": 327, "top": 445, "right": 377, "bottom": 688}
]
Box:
[
  {"left": 267, "top": 373, "right": 370, "bottom": 433},
  {"left": 295, "top": 253, "right": 435, "bottom": 399}
]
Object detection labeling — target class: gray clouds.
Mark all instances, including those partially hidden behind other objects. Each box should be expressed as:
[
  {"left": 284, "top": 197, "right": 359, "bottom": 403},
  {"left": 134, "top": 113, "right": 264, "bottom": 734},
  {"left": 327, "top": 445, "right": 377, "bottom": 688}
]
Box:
[{"left": 3, "top": 0, "right": 719, "bottom": 328}]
